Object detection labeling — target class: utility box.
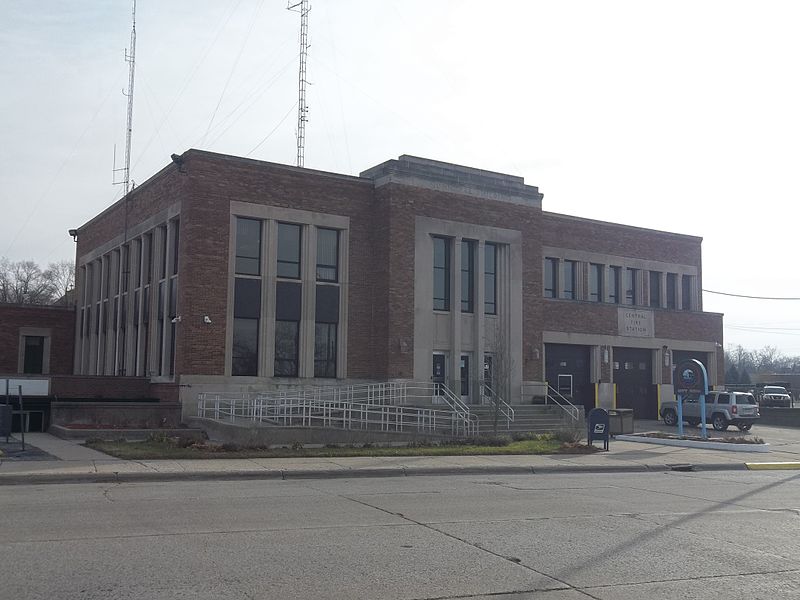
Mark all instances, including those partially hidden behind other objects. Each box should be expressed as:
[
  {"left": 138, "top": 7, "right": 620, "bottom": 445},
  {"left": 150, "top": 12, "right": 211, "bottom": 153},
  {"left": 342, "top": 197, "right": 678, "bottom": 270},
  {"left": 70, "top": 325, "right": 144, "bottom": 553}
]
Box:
[
  {"left": 0, "top": 404, "right": 12, "bottom": 438},
  {"left": 608, "top": 408, "right": 634, "bottom": 435},
  {"left": 587, "top": 407, "right": 610, "bottom": 450}
]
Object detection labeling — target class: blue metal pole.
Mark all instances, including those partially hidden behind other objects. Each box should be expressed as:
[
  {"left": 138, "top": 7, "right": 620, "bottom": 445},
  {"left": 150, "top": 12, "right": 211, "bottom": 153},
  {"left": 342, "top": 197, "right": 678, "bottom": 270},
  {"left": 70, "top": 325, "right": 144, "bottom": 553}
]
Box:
[
  {"left": 700, "top": 393, "right": 708, "bottom": 439},
  {"left": 677, "top": 393, "right": 684, "bottom": 436}
]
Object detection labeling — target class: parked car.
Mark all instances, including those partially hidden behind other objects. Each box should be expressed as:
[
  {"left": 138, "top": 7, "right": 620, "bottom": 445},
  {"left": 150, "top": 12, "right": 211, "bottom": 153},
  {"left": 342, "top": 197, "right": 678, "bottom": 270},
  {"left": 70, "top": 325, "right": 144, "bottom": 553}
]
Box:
[
  {"left": 660, "top": 391, "right": 760, "bottom": 432},
  {"left": 759, "top": 385, "right": 792, "bottom": 408}
]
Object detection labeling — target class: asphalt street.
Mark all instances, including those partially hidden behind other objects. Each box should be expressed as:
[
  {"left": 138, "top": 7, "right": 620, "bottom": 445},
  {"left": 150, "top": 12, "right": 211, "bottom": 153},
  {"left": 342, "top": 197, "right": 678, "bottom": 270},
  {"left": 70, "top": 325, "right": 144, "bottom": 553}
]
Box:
[{"left": 2, "top": 470, "right": 799, "bottom": 599}]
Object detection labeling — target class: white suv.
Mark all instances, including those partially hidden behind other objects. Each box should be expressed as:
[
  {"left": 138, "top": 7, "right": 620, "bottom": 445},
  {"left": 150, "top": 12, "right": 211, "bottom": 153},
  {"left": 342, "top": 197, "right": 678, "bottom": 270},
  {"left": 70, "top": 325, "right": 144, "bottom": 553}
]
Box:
[{"left": 661, "top": 391, "right": 760, "bottom": 432}]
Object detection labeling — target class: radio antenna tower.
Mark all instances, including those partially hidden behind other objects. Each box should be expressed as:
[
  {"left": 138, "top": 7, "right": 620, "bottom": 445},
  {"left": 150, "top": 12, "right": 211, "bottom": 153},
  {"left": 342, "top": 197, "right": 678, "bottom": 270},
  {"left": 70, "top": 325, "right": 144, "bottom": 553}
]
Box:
[
  {"left": 114, "top": 0, "right": 137, "bottom": 195},
  {"left": 288, "top": 0, "right": 310, "bottom": 167}
]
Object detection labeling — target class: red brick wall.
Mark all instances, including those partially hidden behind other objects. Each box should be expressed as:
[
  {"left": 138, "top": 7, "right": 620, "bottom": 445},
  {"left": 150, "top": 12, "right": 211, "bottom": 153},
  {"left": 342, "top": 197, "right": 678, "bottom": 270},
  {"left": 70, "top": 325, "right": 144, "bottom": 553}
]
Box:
[
  {"left": 0, "top": 304, "right": 75, "bottom": 374},
  {"left": 50, "top": 375, "right": 151, "bottom": 399},
  {"left": 176, "top": 152, "right": 383, "bottom": 377}
]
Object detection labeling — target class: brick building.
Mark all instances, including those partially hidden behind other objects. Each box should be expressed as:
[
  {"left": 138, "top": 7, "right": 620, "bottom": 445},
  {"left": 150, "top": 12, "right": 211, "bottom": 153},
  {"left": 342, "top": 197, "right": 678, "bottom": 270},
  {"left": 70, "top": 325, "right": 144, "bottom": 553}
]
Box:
[{"left": 70, "top": 150, "right": 723, "bottom": 421}]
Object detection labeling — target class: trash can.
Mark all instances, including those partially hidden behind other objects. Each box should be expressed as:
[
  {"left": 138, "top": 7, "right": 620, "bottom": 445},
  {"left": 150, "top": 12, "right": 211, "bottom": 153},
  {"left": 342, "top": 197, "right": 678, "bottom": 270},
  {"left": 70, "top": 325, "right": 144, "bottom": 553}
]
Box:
[{"left": 608, "top": 408, "right": 634, "bottom": 435}]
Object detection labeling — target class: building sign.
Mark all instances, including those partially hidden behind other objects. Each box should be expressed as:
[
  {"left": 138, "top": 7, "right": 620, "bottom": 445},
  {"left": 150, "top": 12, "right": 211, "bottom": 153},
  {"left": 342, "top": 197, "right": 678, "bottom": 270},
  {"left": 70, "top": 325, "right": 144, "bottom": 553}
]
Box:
[{"left": 618, "top": 308, "right": 654, "bottom": 338}]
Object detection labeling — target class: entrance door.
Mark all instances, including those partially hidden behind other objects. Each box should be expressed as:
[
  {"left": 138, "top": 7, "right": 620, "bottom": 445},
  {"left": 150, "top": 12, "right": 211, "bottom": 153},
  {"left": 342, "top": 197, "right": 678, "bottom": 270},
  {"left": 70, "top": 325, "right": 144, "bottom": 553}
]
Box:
[
  {"left": 432, "top": 353, "right": 446, "bottom": 404},
  {"left": 460, "top": 354, "right": 470, "bottom": 403},
  {"left": 545, "top": 344, "right": 592, "bottom": 414},
  {"left": 614, "top": 347, "right": 657, "bottom": 419}
]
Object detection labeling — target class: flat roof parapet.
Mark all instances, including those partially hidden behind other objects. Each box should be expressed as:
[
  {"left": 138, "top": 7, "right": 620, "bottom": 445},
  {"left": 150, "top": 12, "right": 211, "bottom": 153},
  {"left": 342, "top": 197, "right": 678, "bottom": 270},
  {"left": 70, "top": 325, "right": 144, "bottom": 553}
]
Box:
[{"left": 360, "top": 155, "right": 543, "bottom": 207}]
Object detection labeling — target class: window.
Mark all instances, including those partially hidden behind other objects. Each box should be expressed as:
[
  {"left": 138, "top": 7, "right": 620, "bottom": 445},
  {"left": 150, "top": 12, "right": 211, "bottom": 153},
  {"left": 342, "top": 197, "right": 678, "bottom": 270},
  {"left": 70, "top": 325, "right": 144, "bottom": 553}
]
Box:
[
  {"left": 316, "top": 228, "right": 339, "bottom": 282},
  {"left": 717, "top": 393, "right": 730, "bottom": 404},
  {"left": 461, "top": 240, "right": 474, "bottom": 313},
  {"left": 171, "top": 220, "right": 180, "bottom": 276},
  {"left": 608, "top": 266, "right": 621, "bottom": 303},
  {"left": 682, "top": 275, "right": 693, "bottom": 310},
  {"left": 277, "top": 223, "right": 302, "bottom": 279},
  {"left": 666, "top": 273, "right": 677, "bottom": 309},
  {"left": 23, "top": 336, "right": 45, "bottom": 374},
  {"left": 232, "top": 278, "right": 261, "bottom": 376},
  {"left": 625, "top": 268, "right": 638, "bottom": 305},
  {"left": 314, "top": 323, "right": 337, "bottom": 378},
  {"left": 649, "top": 271, "right": 662, "bottom": 308},
  {"left": 232, "top": 318, "right": 259, "bottom": 376},
  {"left": 275, "top": 321, "right": 299, "bottom": 376},
  {"left": 589, "top": 264, "right": 603, "bottom": 302},
  {"left": 235, "top": 217, "right": 261, "bottom": 276},
  {"left": 433, "top": 236, "right": 450, "bottom": 311},
  {"left": 544, "top": 257, "right": 557, "bottom": 298},
  {"left": 484, "top": 243, "right": 497, "bottom": 315},
  {"left": 561, "top": 260, "right": 576, "bottom": 300}
]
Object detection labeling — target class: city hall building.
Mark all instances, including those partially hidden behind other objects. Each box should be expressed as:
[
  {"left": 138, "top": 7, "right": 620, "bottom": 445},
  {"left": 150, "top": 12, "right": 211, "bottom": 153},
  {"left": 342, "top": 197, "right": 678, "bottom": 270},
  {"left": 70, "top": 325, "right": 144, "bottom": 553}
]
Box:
[{"left": 70, "top": 150, "right": 723, "bottom": 421}]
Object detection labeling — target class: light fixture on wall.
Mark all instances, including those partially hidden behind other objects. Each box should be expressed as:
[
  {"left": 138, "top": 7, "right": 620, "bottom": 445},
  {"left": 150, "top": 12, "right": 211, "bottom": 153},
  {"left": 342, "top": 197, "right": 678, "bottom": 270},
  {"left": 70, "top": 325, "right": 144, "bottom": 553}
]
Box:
[
  {"left": 203, "top": 315, "right": 212, "bottom": 324},
  {"left": 663, "top": 345, "right": 671, "bottom": 367},
  {"left": 602, "top": 347, "right": 609, "bottom": 364},
  {"left": 171, "top": 315, "right": 182, "bottom": 324}
]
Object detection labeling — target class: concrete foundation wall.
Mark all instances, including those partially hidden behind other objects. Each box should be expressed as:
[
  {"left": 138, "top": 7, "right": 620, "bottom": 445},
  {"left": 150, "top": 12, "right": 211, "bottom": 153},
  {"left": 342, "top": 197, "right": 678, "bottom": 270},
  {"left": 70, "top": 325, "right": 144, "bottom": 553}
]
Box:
[{"left": 51, "top": 401, "right": 182, "bottom": 429}]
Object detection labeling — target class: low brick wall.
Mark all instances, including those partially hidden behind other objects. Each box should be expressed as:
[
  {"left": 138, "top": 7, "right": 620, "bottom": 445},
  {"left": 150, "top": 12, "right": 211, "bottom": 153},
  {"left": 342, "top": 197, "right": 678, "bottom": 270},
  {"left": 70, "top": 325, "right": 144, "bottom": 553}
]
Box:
[
  {"left": 51, "top": 376, "right": 152, "bottom": 400},
  {"left": 51, "top": 402, "right": 183, "bottom": 429}
]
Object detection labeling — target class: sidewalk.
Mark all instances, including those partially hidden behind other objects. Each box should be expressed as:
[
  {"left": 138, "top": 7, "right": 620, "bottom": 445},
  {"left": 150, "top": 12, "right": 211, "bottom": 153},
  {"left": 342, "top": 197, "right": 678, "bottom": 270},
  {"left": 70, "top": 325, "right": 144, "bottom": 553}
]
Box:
[{"left": 2, "top": 430, "right": 799, "bottom": 485}]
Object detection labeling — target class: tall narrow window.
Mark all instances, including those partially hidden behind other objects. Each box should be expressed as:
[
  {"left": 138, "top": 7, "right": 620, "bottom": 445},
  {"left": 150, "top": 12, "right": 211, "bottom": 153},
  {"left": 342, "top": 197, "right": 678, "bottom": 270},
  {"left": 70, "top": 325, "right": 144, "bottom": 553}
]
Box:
[
  {"left": 649, "top": 271, "right": 662, "bottom": 308},
  {"left": 608, "top": 266, "right": 621, "bottom": 303},
  {"left": 277, "top": 223, "right": 301, "bottom": 279},
  {"left": 666, "top": 273, "right": 677, "bottom": 309},
  {"left": 544, "top": 257, "right": 558, "bottom": 298},
  {"left": 275, "top": 281, "right": 301, "bottom": 377},
  {"left": 625, "top": 268, "right": 638, "bottom": 305},
  {"left": 562, "top": 260, "right": 576, "bottom": 300},
  {"left": 23, "top": 336, "right": 45, "bottom": 374},
  {"left": 314, "top": 285, "right": 339, "bottom": 378},
  {"left": 461, "top": 240, "right": 474, "bottom": 313},
  {"left": 682, "top": 275, "right": 693, "bottom": 311},
  {"left": 589, "top": 264, "right": 603, "bottom": 302},
  {"left": 171, "top": 220, "right": 180, "bottom": 275},
  {"left": 316, "top": 228, "right": 339, "bottom": 282},
  {"left": 232, "top": 278, "right": 261, "bottom": 376},
  {"left": 484, "top": 243, "right": 497, "bottom": 315},
  {"left": 433, "top": 236, "right": 450, "bottom": 311},
  {"left": 236, "top": 218, "right": 261, "bottom": 275}
]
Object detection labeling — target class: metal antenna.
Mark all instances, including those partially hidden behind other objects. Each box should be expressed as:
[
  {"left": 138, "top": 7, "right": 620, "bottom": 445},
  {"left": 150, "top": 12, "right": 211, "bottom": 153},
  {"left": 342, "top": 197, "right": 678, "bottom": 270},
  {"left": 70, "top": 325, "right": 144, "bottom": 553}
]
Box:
[
  {"left": 288, "top": 0, "right": 310, "bottom": 167},
  {"left": 114, "top": 0, "right": 137, "bottom": 194}
]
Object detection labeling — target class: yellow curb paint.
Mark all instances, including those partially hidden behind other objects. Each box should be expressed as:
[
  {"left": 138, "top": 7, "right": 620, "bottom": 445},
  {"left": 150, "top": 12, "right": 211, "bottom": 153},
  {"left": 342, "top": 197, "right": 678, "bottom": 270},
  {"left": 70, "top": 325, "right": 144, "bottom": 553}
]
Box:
[
  {"left": 613, "top": 384, "right": 617, "bottom": 409},
  {"left": 595, "top": 383, "right": 599, "bottom": 408},
  {"left": 746, "top": 462, "right": 800, "bottom": 470},
  {"left": 657, "top": 384, "right": 661, "bottom": 414}
]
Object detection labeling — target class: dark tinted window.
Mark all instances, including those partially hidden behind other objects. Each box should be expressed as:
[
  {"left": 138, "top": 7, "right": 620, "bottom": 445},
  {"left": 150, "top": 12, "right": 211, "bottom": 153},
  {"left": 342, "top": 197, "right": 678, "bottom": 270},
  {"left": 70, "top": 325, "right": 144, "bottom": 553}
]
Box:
[
  {"left": 316, "top": 228, "right": 338, "bottom": 282},
  {"left": 682, "top": 275, "right": 692, "bottom": 310},
  {"left": 666, "top": 273, "right": 677, "bottom": 309},
  {"left": 461, "top": 240, "right": 474, "bottom": 313},
  {"left": 649, "top": 271, "right": 661, "bottom": 307},
  {"left": 625, "top": 268, "right": 637, "bottom": 305},
  {"left": 717, "top": 393, "right": 730, "bottom": 404},
  {"left": 433, "top": 237, "right": 450, "bottom": 311},
  {"left": 314, "top": 323, "right": 337, "bottom": 378},
  {"left": 589, "top": 264, "right": 602, "bottom": 302},
  {"left": 544, "top": 257, "right": 557, "bottom": 298},
  {"left": 23, "top": 336, "right": 45, "bottom": 374},
  {"left": 562, "top": 260, "right": 576, "bottom": 300},
  {"left": 484, "top": 243, "right": 497, "bottom": 314},
  {"left": 236, "top": 218, "right": 261, "bottom": 276},
  {"left": 736, "top": 394, "right": 756, "bottom": 405},
  {"left": 608, "top": 266, "right": 621, "bottom": 303},
  {"left": 234, "top": 278, "right": 261, "bottom": 319},
  {"left": 275, "top": 320, "right": 299, "bottom": 377},
  {"left": 232, "top": 318, "right": 258, "bottom": 376},
  {"left": 277, "top": 223, "right": 301, "bottom": 279}
]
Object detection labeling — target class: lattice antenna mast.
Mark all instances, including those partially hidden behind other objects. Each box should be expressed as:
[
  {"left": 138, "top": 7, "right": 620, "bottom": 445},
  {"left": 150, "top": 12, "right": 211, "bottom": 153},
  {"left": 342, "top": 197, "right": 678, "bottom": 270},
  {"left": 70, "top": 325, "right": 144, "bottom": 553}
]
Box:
[
  {"left": 114, "top": 0, "right": 137, "bottom": 194},
  {"left": 288, "top": 0, "right": 310, "bottom": 167}
]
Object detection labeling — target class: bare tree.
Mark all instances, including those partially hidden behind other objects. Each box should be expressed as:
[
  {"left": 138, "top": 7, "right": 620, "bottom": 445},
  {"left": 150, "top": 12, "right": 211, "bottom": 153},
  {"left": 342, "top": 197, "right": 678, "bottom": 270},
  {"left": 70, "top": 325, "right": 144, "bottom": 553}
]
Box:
[
  {"left": 0, "top": 257, "right": 75, "bottom": 305},
  {"left": 43, "top": 259, "right": 76, "bottom": 305},
  {"left": 485, "top": 323, "right": 515, "bottom": 435}
]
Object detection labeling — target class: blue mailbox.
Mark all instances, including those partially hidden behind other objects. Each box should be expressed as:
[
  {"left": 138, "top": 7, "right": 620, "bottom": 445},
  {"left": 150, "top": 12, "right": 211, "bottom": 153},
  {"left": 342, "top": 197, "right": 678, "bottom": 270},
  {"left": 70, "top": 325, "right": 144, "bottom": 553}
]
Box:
[{"left": 587, "top": 407, "right": 610, "bottom": 450}]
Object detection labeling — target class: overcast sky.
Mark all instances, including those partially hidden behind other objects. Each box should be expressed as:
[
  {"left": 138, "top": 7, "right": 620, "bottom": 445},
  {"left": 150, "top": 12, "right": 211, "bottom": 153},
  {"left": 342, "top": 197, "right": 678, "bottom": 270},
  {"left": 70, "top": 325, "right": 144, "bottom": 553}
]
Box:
[{"left": 1, "top": 1, "right": 799, "bottom": 355}]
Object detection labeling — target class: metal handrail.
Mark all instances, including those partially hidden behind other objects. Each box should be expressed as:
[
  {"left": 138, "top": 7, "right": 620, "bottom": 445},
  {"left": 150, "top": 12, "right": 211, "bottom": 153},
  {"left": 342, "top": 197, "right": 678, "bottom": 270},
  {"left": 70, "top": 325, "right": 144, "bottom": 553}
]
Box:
[
  {"left": 478, "top": 380, "right": 515, "bottom": 429},
  {"left": 196, "top": 380, "right": 479, "bottom": 437},
  {"left": 545, "top": 385, "right": 581, "bottom": 421}
]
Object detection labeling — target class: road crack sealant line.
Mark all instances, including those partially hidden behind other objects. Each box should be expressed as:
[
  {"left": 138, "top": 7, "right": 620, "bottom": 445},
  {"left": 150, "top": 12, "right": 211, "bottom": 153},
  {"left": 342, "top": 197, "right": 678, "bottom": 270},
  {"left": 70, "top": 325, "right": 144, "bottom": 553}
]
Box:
[{"left": 340, "top": 497, "right": 604, "bottom": 600}]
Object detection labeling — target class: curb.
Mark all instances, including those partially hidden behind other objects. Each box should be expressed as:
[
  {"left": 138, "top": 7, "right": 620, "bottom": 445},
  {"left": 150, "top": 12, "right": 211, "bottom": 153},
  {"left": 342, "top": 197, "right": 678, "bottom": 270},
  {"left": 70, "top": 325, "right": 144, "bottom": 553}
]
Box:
[
  {"left": 0, "top": 461, "right": 749, "bottom": 486},
  {"left": 745, "top": 462, "right": 800, "bottom": 470}
]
